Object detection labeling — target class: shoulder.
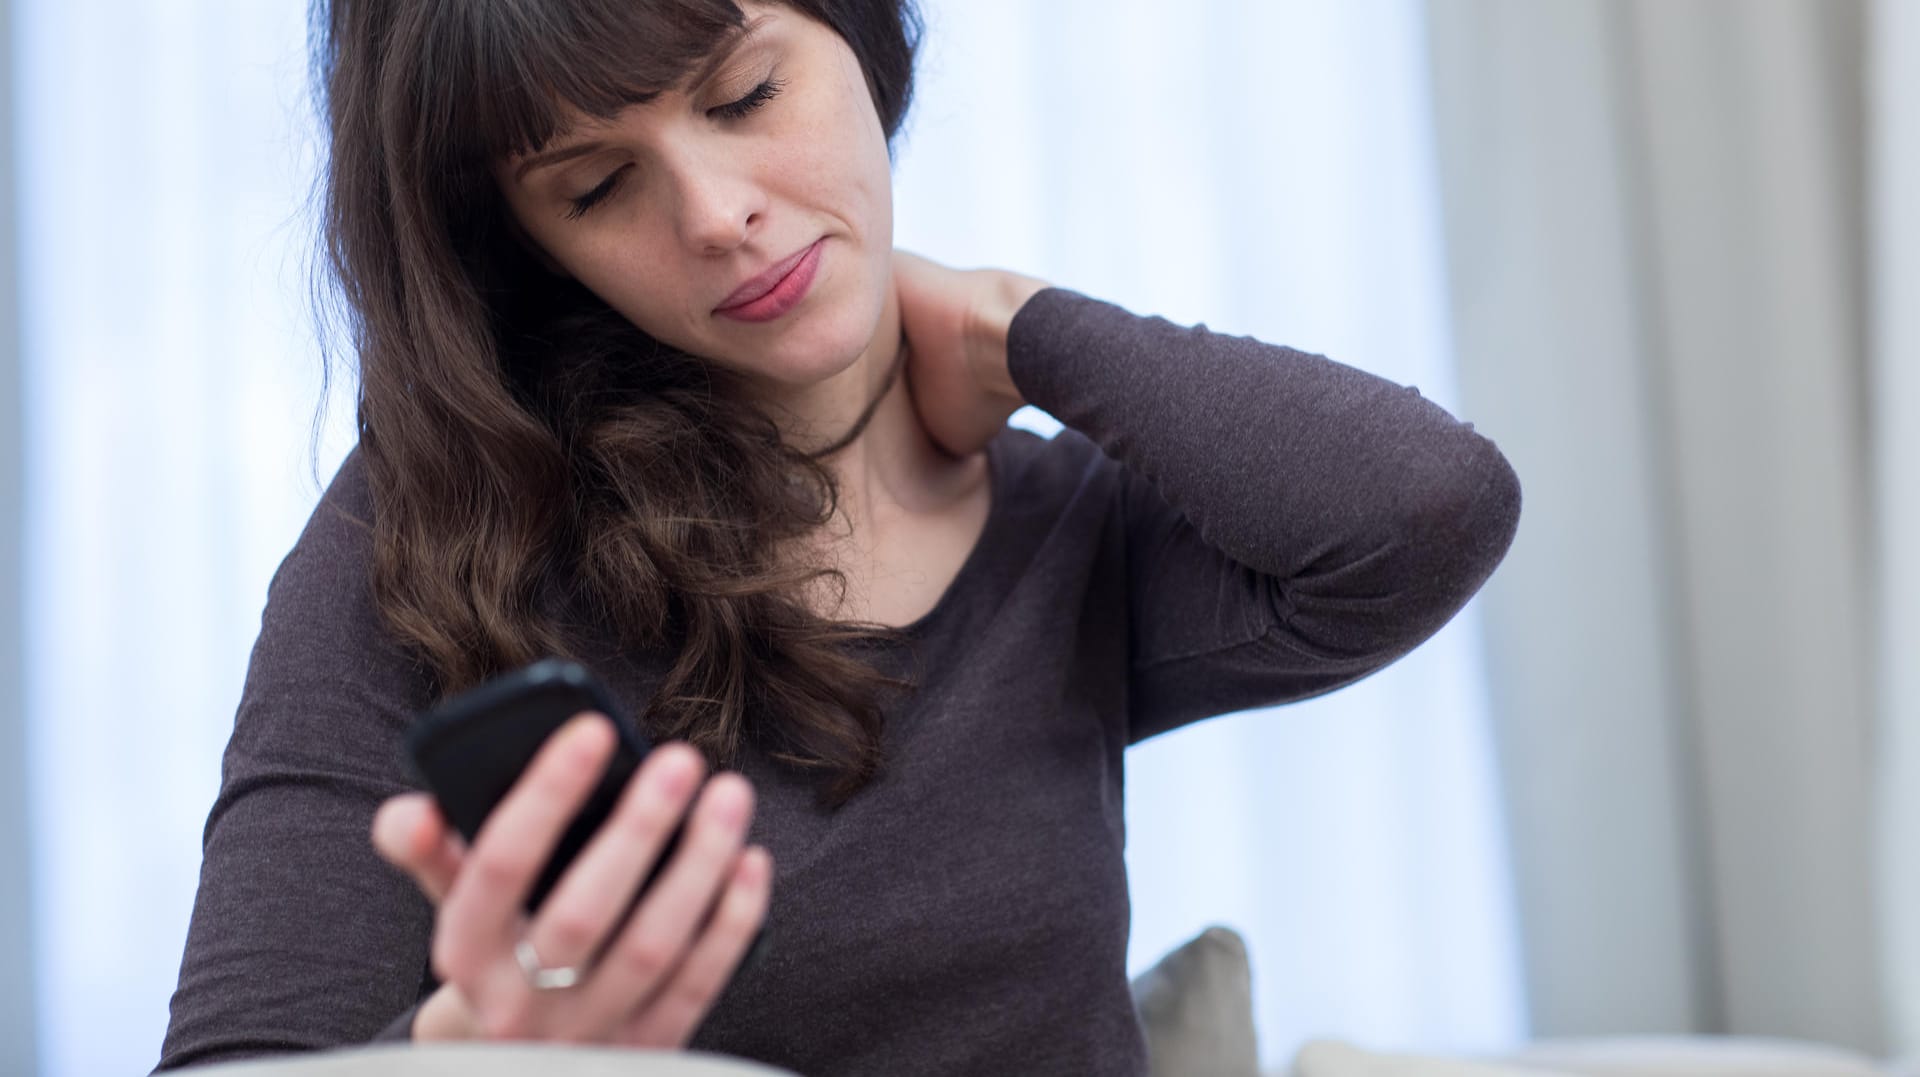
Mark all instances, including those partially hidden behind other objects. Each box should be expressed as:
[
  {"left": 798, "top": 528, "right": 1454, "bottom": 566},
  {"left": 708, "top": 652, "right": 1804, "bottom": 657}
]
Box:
[
  {"left": 247, "top": 445, "right": 430, "bottom": 704},
  {"left": 217, "top": 446, "right": 431, "bottom": 836},
  {"left": 264, "top": 446, "right": 378, "bottom": 626}
]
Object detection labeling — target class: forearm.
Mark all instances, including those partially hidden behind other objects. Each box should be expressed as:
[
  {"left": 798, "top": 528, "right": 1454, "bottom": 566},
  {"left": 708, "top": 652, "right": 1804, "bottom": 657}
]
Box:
[{"left": 1004, "top": 287, "right": 1521, "bottom": 635}]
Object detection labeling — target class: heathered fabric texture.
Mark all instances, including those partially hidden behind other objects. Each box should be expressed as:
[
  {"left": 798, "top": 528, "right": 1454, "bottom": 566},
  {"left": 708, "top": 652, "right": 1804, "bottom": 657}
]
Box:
[{"left": 157, "top": 288, "right": 1521, "bottom": 1075}]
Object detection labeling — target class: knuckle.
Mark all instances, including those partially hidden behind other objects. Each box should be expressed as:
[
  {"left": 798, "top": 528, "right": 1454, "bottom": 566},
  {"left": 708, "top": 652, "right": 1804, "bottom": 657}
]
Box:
[
  {"left": 542, "top": 911, "right": 601, "bottom": 956},
  {"left": 614, "top": 791, "right": 684, "bottom": 844},
  {"left": 469, "top": 846, "right": 536, "bottom": 892},
  {"left": 616, "top": 933, "right": 679, "bottom": 981},
  {"left": 691, "top": 811, "right": 746, "bottom": 859}
]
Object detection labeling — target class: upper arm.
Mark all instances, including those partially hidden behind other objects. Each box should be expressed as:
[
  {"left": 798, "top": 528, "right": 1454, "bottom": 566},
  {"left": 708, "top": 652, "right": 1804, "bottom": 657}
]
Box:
[
  {"left": 1121, "top": 437, "right": 1521, "bottom": 745},
  {"left": 157, "top": 453, "right": 437, "bottom": 1069}
]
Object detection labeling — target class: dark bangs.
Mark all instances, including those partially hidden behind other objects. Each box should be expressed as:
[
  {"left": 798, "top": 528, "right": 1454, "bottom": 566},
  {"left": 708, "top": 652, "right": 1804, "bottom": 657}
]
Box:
[
  {"left": 312, "top": 0, "right": 922, "bottom": 240},
  {"left": 406, "top": 0, "right": 751, "bottom": 170}
]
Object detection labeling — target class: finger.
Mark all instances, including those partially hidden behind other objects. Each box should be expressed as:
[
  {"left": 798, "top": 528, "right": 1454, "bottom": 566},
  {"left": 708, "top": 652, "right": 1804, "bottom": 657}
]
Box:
[
  {"left": 526, "top": 741, "right": 706, "bottom": 1003},
  {"left": 891, "top": 249, "right": 948, "bottom": 311},
  {"left": 588, "top": 772, "right": 756, "bottom": 1012},
  {"left": 372, "top": 794, "right": 466, "bottom": 904},
  {"left": 434, "top": 714, "right": 615, "bottom": 982},
  {"left": 621, "top": 846, "right": 772, "bottom": 1049}
]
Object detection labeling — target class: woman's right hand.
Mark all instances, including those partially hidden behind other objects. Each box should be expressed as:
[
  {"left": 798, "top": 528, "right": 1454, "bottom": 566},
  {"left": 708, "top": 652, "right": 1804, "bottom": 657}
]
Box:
[{"left": 371, "top": 715, "right": 772, "bottom": 1046}]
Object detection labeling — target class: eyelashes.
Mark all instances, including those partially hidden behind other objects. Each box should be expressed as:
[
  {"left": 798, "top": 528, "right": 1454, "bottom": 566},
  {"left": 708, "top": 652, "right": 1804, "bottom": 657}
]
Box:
[
  {"left": 564, "top": 166, "right": 629, "bottom": 221},
  {"left": 563, "top": 77, "right": 789, "bottom": 222},
  {"left": 712, "top": 76, "right": 786, "bottom": 122}
]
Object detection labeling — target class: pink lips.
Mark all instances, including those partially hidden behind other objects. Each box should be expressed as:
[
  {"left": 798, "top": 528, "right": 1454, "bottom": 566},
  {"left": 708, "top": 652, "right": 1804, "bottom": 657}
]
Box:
[{"left": 715, "top": 239, "right": 825, "bottom": 323}]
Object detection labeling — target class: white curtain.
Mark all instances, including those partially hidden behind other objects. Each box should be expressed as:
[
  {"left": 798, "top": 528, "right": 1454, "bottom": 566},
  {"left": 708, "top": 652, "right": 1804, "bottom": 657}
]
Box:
[
  {"left": 1874, "top": 0, "right": 1920, "bottom": 1057},
  {"left": 15, "top": 1, "right": 1522, "bottom": 1074},
  {"left": 0, "top": 0, "right": 32, "bottom": 1070},
  {"left": 1427, "top": 0, "right": 1885, "bottom": 1052},
  {"left": 16, "top": 4, "right": 356, "bottom": 1076}
]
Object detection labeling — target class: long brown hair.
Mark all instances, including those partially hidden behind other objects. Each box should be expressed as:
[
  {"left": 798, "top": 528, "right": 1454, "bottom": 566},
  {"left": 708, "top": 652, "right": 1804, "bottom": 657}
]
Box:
[{"left": 308, "top": 0, "right": 925, "bottom": 807}]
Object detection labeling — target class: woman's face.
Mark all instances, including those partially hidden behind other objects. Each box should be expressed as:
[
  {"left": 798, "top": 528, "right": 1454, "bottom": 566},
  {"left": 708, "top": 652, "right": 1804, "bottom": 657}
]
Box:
[{"left": 494, "top": 3, "right": 895, "bottom": 388}]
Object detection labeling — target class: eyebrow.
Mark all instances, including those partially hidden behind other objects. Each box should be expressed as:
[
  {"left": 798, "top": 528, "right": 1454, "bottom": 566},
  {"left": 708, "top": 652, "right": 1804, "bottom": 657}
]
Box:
[{"left": 513, "top": 15, "right": 773, "bottom": 184}]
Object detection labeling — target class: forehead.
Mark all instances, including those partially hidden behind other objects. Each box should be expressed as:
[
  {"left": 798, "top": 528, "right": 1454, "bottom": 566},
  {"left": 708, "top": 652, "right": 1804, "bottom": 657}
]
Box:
[
  {"left": 429, "top": 0, "right": 760, "bottom": 169},
  {"left": 562, "top": 14, "right": 782, "bottom": 131}
]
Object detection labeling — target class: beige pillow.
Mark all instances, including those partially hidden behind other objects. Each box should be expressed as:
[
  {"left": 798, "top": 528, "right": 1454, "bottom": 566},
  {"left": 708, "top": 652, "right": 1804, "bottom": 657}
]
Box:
[{"left": 1131, "top": 925, "right": 1263, "bottom": 1077}]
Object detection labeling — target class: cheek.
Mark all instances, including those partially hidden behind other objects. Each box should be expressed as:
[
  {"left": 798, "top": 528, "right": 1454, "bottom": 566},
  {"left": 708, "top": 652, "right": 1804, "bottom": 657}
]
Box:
[
  {"left": 568, "top": 240, "right": 703, "bottom": 343},
  {"left": 779, "top": 85, "right": 895, "bottom": 351},
  {"left": 779, "top": 52, "right": 895, "bottom": 236}
]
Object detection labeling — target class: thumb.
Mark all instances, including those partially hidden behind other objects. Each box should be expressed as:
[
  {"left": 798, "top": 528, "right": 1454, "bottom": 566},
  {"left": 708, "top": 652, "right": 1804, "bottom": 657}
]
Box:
[{"left": 372, "top": 793, "right": 465, "bottom": 905}]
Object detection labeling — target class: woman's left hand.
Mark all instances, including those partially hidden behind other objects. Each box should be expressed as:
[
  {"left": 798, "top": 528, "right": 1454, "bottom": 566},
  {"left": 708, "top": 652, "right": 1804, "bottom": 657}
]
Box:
[{"left": 892, "top": 250, "right": 1052, "bottom": 458}]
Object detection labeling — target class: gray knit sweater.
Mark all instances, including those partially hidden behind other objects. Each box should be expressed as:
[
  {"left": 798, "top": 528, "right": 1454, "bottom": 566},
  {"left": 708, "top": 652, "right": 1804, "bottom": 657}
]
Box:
[{"left": 158, "top": 287, "right": 1521, "bottom": 1075}]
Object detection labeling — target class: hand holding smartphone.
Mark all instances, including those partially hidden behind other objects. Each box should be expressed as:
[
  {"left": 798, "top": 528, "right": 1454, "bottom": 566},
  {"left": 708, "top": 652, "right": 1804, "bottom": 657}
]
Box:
[
  {"left": 373, "top": 658, "right": 772, "bottom": 1045},
  {"left": 406, "top": 658, "right": 657, "bottom": 911}
]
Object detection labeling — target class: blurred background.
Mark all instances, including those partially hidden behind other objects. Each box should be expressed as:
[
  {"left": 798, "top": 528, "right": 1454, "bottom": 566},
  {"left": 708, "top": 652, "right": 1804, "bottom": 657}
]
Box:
[{"left": 0, "top": 0, "right": 1914, "bottom": 1074}]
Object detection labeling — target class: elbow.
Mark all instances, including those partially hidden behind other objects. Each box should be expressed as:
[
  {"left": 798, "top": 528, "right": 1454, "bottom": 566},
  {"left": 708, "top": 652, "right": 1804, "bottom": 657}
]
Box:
[
  {"left": 1279, "top": 439, "right": 1521, "bottom": 663},
  {"left": 1434, "top": 436, "right": 1521, "bottom": 572},
  {"left": 1397, "top": 435, "right": 1523, "bottom": 624}
]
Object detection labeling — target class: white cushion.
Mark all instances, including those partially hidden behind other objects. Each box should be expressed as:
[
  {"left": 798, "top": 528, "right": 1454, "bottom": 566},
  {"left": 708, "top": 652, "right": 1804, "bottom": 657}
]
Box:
[
  {"left": 1287, "top": 1037, "right": 1893, "bottom": 1077},
  {"left": 1492, "top": 1037, "right": 1888, "bottom": 1077},
  {"left": 1292, "top": 1039, "right": 1580, "bottom": 1077},
  {"left": 178, "top": 1044, "right": 799, "bottom": 1075}
]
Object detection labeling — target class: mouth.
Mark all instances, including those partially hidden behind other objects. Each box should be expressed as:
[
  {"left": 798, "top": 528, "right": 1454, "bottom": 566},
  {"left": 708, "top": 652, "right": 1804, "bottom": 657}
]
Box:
[{"left": 714, "top": 238, "right": 826, "bottom": 323}]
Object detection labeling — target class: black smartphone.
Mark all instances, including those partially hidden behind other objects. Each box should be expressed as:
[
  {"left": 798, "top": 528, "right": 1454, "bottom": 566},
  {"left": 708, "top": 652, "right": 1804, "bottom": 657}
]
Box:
[
  {"left": 405, "top": 659, "right": 770, "bottom": 971},
  {"left": 406, "top": 657, "right": 654, "bottom": 912}
]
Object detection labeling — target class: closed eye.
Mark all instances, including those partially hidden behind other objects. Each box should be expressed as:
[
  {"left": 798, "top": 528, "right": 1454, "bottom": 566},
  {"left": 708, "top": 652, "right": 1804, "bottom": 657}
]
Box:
[
  {"left": 710, "top": 77, "right": 785, "bottom": 122},
  {"left": 563, "top": 78, "right": 787, "bottom": 221},
  {"left": 564, "top": 164, "right": 631, "bottom": 221}
]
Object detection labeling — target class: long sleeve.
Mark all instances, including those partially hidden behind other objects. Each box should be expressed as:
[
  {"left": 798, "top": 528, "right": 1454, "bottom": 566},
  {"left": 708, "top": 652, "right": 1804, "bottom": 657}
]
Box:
[
  {"left": 1005, "top": 288, "right": 1521, "bottom": 743},
  {"left": 156, "top": 451, "right": 436, "bottom": 1070}
]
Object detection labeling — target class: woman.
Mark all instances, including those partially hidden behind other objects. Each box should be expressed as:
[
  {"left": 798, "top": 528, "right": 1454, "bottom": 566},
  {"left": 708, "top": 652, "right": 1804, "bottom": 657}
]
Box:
[{"left": 160, "top": 0, "right": 1522, "bottom": 1073}]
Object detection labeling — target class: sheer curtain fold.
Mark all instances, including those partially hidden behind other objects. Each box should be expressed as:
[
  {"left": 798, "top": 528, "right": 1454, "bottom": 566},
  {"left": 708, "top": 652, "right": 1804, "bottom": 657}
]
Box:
[
  {"left": 1427, "top": 0, "right": 1883, "bottom": 1051},
  {"left": 16, "top": 4, "right": 348, "bottom": 1076},
  {"left": 0, "top": 0, "right": 38, "bottom": 1070},
  {"left": 1872, "top": 0, "right": 1920, "bottom": 1058}
]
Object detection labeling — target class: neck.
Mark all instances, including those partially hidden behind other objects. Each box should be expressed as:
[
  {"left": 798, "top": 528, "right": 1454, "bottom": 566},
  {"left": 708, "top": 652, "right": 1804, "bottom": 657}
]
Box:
[{"left": 752, "top": 284, "right": 953, "bottom": 531}]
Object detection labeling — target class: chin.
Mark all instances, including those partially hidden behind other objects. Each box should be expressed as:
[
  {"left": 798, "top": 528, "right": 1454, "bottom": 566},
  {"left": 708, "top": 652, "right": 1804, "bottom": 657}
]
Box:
[
  {"left": 753, "top": 340, "right": 865, "bottom": 388},
  {"left": 749, "top": 303, "right": 883, "bottom": 387}
]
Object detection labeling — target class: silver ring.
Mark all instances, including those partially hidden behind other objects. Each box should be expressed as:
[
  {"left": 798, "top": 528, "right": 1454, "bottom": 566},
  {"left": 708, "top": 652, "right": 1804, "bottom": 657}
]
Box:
[{"left": 515, "top": 938, "right": 586, "bottom": 991}]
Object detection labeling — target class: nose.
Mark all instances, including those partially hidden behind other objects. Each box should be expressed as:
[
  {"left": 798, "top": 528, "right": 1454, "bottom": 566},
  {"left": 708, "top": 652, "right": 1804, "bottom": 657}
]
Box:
[{"left": 666, "top": 140, "right": 765, "bottom": 255}]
